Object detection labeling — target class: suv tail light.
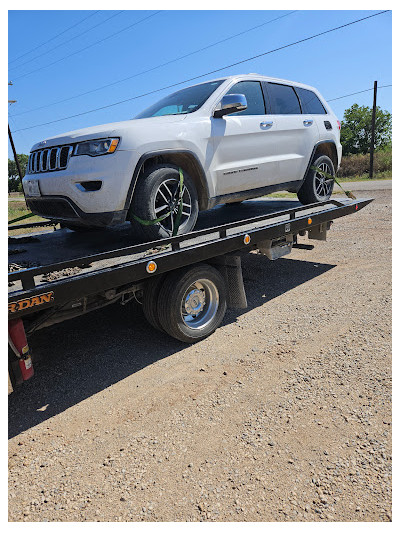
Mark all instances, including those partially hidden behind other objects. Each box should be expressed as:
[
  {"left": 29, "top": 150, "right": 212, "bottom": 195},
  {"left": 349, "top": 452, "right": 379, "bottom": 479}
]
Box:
[{"left": 337, "top": 120, "right": 341, "bottom": 130}]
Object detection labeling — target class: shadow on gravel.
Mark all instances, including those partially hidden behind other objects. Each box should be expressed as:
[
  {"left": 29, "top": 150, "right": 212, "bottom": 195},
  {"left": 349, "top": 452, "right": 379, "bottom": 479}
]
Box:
[{"left": 8, "top": 253, "right": 335, "bottom": 439}]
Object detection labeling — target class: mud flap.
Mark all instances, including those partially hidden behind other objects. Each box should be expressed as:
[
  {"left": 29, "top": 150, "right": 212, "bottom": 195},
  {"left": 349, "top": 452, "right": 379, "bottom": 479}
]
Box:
[{"left": 208, "top": 254, "right": 247, "bottom": 309}]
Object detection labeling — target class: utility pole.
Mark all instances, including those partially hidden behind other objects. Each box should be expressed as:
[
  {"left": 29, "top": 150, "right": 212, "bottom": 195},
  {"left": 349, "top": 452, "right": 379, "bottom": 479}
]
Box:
[
  {"left": 8, "top": 124, "right": 24, "bottom": 184},
  {"left": 369, "top": 80, "right": 378, "bottom": 179},
  {"left": 8, "top": 81, "right": 24, "bottom": 186}
]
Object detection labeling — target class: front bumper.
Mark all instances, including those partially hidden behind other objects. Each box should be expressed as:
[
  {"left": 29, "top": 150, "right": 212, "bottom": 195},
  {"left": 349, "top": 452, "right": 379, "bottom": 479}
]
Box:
[
  {"left": 26, "top": 196, "right": 128, "bottom": 227},
  {"left": 22, "top": 149, "right": 140, "bottom": 216}
]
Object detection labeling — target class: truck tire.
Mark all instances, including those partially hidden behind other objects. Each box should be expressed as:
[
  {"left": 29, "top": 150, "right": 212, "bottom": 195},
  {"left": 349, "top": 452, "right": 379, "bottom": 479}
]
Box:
[
  {"left": 128, "top": 164, "right": 199, "bottom": 241},
  {"left": 297, "top": 155, "right": 335, "bottom": 205},
  {"left": 142, "top": 274, "right": 166, "bottom": 332},
  {"left": 157, "top": 264, "right": 227, "bottom": 343}
]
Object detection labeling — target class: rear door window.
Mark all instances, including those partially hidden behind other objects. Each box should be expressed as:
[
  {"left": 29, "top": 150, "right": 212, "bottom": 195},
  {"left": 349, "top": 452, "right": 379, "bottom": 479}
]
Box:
[
  {"left": 295, "top": 87, "right": 327, "bottom": 114},
  {"left": 266, "top": 83, "right": 301, "bottom": 114}
]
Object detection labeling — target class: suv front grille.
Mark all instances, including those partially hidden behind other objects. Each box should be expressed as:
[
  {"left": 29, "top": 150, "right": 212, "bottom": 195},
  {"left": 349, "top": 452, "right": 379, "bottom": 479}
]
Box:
[{"left": 28, "top": 145, "right": 73, "bottom": 174}]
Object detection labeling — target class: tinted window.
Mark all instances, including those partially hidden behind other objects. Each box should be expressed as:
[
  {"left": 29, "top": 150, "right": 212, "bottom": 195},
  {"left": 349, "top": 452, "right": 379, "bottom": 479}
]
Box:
[
  {"left": 135, "top": 80, "right": 223, "bottom": 118},
  {"left": 225, "top": 81, "right": 265, "bottom": 116},
  {"left": 267, "top": 83, "right": 301, "bottom": 114},
  {"left": 296, "top": 87, "right": 326, "bottom": 114}
]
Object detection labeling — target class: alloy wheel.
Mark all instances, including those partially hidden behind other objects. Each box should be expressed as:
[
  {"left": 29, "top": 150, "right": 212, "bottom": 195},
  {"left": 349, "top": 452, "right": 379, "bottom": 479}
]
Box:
[
  {"left": 315, "top": 162, "right": 334, "bottom": 198},
  {"left": 153, "top": 178, "right": 192, "bottom": 235}
]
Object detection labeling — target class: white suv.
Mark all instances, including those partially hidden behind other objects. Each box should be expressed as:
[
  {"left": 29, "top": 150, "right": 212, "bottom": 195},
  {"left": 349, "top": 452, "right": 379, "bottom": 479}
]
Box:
[{"left": 23, "top": 74, "right": 342, "bottom": 239}]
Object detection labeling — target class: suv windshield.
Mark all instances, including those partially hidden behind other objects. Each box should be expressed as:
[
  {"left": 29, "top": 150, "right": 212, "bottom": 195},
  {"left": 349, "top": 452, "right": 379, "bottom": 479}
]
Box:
[{"left": 135, "top": 80, "right": 224, "bottom": 118}]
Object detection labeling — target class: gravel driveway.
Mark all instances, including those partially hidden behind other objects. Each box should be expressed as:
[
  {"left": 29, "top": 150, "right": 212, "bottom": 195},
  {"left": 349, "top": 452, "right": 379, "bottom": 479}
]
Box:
[{"left": 8, "top": 190, "right": 391, "bottom": 522}]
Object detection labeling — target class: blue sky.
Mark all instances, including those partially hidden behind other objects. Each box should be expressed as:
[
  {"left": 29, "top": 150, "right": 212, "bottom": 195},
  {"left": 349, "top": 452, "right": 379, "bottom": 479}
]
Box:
[{"left": 8, "top": 9, "right": 392, "bottom": 156}]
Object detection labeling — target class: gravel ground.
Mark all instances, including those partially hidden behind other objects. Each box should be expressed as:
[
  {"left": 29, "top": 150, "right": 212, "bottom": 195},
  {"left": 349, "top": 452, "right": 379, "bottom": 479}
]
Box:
[
  {"left": 8, "top": 190, "right": 391, "bottom": 522},
  {"left": 333, "top": 179, "right": 392, "bottom": 191}
]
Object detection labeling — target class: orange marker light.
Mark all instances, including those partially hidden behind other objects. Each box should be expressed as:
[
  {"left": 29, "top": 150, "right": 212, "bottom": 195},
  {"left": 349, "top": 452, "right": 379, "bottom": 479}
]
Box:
[
  {"left": 107, "top": 139, "right": 119, "bottom": 153},
  {"left": 355, "top": 204, "right": 358, "bottom": 210},
  {"left": 146, "top": 261, "right": 157, "bottom": 273},
  {"left": 307, "top": 218, "right": 312, "bottom": 225},
  {"left": 244, "top": 234, "right": 251, "bottom": 245}
]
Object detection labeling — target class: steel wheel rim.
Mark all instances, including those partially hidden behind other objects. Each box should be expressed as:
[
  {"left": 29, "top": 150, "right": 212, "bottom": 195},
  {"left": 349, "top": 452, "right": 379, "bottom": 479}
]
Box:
[
  {"left": 314, "top": 162, "right": 334, "bottom": 198},
  {"left": 180, "top": 279, "right": 219, "bottom": 330},
  {"left": 153, "top": 178, "right": 192, "bottom": 235}
]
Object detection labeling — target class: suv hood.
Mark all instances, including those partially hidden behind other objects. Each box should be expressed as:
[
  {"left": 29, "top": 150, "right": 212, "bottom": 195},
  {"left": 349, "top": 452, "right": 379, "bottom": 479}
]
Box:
[{"left": 30, "top": 114, "right": 188, "bottom": 151}]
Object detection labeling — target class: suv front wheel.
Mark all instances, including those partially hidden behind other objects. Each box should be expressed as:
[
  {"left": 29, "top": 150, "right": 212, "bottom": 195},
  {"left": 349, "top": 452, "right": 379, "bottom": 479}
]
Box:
[
  {"left": 297, "top": 155, "right": 335, "bottom": 205},
  {"left": 128, "top": 164, "right": 199, "bottom": 241}
]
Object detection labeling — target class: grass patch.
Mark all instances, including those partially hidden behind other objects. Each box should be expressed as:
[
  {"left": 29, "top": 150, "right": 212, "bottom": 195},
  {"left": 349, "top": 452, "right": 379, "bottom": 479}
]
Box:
[
  {"left": 8, "top": 200, "right": 51, "bottom": 236},
  {"left": 264, "top": 190, "right": 345, "bottom": 199},
  {"left": 264, "top": 192, "right": 298, "bottom": 199}
]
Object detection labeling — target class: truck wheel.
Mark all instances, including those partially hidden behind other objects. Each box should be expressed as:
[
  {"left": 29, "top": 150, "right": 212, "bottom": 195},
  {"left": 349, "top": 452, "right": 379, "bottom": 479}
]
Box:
[
  {"left": 128, "top": 164, "right": 199, "bottom": 240},
  {"left": 297, "top": 155, "right": 335, "bottom": 205},
  {"left": 157, "top": 264, "right": 227, "bottom": 343},
  {"left": 142, "top": 274, "right": 166, "bottom": 332}
]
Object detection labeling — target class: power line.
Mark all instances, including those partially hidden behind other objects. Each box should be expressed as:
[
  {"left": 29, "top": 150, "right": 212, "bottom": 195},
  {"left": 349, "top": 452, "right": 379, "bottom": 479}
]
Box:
[
  {"left": 327, "top": 84, "right": 392, "bottom": 102},
  {"left": 8, "top": 11, "right": 100, "bottom": 65},
  {"left": 12, "top": 11, "right": 298, "bottom": 117},
  {"left": 11, "top": 11, "right": 162, "bottom": 82},
  {"left": 8, "top": 83, "right": 392, "bottom": 138},
  {"left": 9, "top": 11, "right": 125, "bottom": 72},
  {"left": 11, "top": 10, "right": 390, "bottom": 133}
]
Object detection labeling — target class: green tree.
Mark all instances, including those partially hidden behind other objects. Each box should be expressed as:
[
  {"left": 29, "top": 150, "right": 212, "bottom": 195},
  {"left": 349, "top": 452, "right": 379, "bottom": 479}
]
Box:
[
  {"left": 340, "top": 104, "right": 392, "bottom": 156},
  {"left": 8, "top": 154, "right": 29, "bottom": 193}
]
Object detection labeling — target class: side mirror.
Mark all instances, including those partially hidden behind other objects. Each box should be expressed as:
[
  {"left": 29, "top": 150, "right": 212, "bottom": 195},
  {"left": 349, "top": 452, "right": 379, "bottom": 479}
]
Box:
[{"left": 213, "top": 94, "right": 247, "bottom": 118}]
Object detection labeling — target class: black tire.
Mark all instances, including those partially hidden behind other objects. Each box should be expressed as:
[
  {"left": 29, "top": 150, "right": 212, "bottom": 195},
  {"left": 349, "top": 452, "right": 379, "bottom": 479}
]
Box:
[
  {"left": 297, "top": 155, "right": 335, "bottom": 205},
  {"left": 128, "top": 164, "right": 199, "bottom": 241},
  {"left": 142, "top": 274, "right": 167, "bottom": 332},
  {"left": 157, "top": 264, "right": 227, "bottom": 343}
]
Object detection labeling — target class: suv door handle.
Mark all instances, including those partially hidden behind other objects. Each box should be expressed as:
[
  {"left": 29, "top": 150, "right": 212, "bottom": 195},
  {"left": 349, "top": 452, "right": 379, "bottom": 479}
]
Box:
[
  {"left": 303, "top": 119, "right": 313, "bottom": 126},
  {"left": 260, "top": 121, "right": 273, "bottom": 129}
]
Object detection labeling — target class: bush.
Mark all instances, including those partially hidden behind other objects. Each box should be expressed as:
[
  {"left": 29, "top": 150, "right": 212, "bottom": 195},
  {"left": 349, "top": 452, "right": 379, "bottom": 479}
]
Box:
[{"left": 338, "top": 148, "right": 392, "bottom": 178}]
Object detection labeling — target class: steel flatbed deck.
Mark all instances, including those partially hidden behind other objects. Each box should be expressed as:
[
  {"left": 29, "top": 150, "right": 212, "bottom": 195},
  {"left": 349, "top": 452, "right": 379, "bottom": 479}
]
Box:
[{"left": 9, "top": 196, "right": 371, "bottom": 318}]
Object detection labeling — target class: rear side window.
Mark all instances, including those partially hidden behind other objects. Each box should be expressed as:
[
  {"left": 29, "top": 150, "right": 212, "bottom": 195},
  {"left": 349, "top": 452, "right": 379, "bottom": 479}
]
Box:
[
  {"left": 296, "top": 87, "right": 327, "bottom": 114},
  {"left": 267, "top": 83, "right": 301, "bottom": 114},
  {"left": 225, "top": 81, "right": 265, "bottom": 116}
]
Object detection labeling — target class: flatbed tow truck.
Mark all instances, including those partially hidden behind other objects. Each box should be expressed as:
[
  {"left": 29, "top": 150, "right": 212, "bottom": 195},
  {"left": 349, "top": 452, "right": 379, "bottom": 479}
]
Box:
[{"left": 8, "top": 196, "right": 372, "bottom": 392}]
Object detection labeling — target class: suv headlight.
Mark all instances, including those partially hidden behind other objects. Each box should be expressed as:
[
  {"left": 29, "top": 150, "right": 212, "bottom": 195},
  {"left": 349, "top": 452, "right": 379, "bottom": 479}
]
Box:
[{"left": 74, "top": 138, "right": 119, "bottom": 157}]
